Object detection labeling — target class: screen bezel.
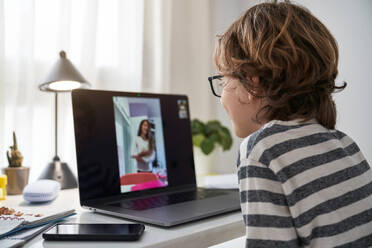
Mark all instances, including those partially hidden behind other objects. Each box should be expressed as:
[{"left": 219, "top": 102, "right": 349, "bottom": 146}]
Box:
[{"left": 72, "top": 89, "right": 197, "bottom": 206}]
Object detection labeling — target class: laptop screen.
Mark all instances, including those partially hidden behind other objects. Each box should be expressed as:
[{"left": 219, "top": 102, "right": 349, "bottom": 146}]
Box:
[
  {"left": 72, "top": 90, "right": 196, "bottom": 203},
  {"left": 113, "top": 96, "right": 169, "bottom": 193}
]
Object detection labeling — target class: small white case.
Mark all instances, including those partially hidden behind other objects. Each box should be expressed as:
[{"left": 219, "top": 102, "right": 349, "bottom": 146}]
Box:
[{"left": 23, "top": 179, "right": 61, "bottom": 202}]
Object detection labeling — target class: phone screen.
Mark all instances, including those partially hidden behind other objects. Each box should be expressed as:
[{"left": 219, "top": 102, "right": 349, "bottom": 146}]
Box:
[{"left": 45, "top": 223, "right": 144, "bottom": 236}]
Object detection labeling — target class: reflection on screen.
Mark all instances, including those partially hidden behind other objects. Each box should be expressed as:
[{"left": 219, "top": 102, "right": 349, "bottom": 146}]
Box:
[
  {"left": 47, "top": 224, "right": 142, "bottom": 235},
  {"left": 113, "top": 96, "right": 168, "bottom": 193}
]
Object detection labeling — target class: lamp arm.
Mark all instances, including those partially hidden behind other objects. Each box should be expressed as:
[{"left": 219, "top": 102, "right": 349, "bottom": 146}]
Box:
[{"left": 54, "top": 93, "right": 60, "bottom": 161}]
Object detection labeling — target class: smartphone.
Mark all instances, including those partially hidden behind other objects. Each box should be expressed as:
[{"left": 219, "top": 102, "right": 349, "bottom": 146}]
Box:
[{"left": 42, "top": 223, "right": 145, "bottom": 241}]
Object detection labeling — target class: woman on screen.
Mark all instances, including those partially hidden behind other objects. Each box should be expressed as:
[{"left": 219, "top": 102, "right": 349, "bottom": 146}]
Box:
[{"left": 131, "top": 119, "right": 155, "bottom": 172}]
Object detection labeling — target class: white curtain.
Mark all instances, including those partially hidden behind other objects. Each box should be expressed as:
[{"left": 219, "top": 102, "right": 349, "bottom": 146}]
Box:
[{"left": 0, "top": 0, "right": 220, "bottom": 182}]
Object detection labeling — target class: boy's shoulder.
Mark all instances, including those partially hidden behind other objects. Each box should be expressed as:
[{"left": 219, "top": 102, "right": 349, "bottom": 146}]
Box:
[{"left": 238, "top": 118, "right": 345, "bottom": 166}]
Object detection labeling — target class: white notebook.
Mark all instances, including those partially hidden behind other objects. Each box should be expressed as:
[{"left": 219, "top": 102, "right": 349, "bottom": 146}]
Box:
[{"left": 0, "top": 208, "right": 75, "bottom": 238}]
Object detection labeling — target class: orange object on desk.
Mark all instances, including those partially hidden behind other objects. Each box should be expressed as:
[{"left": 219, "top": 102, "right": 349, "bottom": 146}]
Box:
[{"left": 0, "top": 174, "right": 7, "bottom": 200}]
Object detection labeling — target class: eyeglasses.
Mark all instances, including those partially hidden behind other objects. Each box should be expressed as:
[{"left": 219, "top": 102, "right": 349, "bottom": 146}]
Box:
[{"left": 208, "top": 75, "right": 224, "bottom": 97}]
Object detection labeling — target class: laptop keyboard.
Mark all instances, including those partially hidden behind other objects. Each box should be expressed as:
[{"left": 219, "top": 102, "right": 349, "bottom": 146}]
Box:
[{"left": 108, "top": 189, "right": 227, "bottom": 211}]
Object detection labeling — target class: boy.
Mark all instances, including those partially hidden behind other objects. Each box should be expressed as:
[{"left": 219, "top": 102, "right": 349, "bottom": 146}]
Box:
[{"left": 209, "top": 1, "right": 372, "bottom": 247}]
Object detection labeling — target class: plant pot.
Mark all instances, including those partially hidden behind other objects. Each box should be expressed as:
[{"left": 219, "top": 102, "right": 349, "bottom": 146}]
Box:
[
  {"left": 3, "top": 167, "right": 30, "bottom": 195},
  {"left": 193, "top": 148, "right": 218, "bottom": 186},
  {"left": 193, "top": 148, "right": 211, "bottom": 176}
]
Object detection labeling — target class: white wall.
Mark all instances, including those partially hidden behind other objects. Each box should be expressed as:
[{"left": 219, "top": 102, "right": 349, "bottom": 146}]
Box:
[
  {"left": 208, "top": 1, "right": 245, "bottom": 175},
  {"left": 213, "top": 0, "right": 372, "bottom": 167}
]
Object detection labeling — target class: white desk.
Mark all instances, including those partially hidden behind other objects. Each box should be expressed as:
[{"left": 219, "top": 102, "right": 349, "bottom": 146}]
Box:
[{"left": 1, "top": 189, "right": 245, "bottom": 248}]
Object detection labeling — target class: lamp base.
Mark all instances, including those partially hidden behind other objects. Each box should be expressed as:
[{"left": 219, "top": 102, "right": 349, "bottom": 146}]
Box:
[{"left": 39, "top": 156, "right": 78, "bottom": 189}]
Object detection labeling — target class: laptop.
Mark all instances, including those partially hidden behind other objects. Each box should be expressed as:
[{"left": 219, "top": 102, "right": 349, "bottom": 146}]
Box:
[{"left": 71, "top": 89, "right": 240, "bottom": 227}]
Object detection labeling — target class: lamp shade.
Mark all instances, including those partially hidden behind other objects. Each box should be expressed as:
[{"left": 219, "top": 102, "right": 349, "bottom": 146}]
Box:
[{"left": 39, "top": 51, "right": 91, "bottom": 92}]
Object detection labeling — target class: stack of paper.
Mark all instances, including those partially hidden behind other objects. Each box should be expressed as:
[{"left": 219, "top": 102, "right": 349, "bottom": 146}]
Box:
[{"left": 0, "top": 208, "right": 75, "bottom": 238}]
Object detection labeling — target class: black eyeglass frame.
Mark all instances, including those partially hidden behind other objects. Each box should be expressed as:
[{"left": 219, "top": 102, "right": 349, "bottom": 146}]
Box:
[{"left": 208, "top": 75, "right": 223, "bottom": 97}]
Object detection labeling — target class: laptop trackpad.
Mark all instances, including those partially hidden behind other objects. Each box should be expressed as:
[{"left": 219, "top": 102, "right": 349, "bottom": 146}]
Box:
[{"left": 131, "top": 193, "right": 240, "bottom": 226}]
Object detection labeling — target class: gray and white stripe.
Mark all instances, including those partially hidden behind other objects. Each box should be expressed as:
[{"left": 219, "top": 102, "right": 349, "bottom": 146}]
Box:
[{"left": 238, "top": 119, "right": 372, "bottom": 248}]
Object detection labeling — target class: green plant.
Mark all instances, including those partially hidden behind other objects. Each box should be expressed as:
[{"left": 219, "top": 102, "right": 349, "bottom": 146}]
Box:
[
  {"left": 7, "top": 131, "right": 23, "bottom": 168},
  {"left": 191, "top": 119, "right": 233, "bottom": 155}
]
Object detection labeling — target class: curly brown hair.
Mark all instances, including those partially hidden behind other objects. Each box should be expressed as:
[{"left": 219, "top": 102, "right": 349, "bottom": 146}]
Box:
[{"left": 214, "top": 0, "right": 346, "bottom": 129}]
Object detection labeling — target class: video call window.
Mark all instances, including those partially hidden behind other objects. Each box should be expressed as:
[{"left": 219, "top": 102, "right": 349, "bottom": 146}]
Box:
[
  {"left": 177, "top": 99, "right": 188, "bottom": 119},
  {"left": 113, "top": 96, "right": 168, "bottom": 193}
]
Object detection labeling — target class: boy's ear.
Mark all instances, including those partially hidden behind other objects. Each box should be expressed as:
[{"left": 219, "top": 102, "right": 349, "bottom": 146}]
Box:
[
  {"left": 250, "top": 76, "right": 259, "bottom": 86},
  {"left": 247, "top": 76, "right": 260, "bottom": 101}
]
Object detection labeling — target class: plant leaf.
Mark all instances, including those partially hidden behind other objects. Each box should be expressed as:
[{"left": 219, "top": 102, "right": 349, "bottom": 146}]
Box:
[
  {"left": 209, "top": 133, "right": 220, "bottom": 143},
  {"left": 206, "top": 120, "right": 221, "bottom": 132},
  {"left": 191, "top": 119, "right": 205, "bottom": 135},
  {"left": 192, "top": 134, "right": 205, "bottom": 147},
  {"left": 221, "top": 135, "right": 233, "bottom": 151},
  {"left": 219, "top": 129, "right": 233, "bottom": 150},
  {"left": 201, "top": 138, "right": 214, "bottom": 155},
  {"left": 221, "top": 127, "right": 231, "bottom": 136}
]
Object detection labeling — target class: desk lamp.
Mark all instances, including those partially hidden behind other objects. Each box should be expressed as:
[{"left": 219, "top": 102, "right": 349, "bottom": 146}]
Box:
[{"left": 38, "top": 50, "right": 90, "bottom": 189}]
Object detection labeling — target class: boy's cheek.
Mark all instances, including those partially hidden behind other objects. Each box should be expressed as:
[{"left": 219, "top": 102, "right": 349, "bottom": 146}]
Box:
[
  {"left": 220, "top": 92, "right": 231, "bottom": 116},
  {"left": 220, "top": 100, "right": 231, "bottom": 120}
]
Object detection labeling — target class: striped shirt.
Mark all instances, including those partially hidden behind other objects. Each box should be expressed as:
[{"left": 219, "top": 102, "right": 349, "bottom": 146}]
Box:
[{"left": 237, "top": 118, "right": 372, "bottom": 248}]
